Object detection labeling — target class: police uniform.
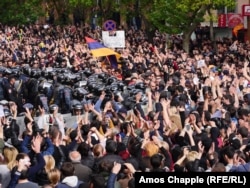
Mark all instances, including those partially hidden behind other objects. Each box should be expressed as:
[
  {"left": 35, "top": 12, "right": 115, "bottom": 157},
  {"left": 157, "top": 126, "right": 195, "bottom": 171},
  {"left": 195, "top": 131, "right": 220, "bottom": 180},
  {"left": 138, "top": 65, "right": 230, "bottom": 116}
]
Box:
[{"left": 4, "top": 82, "right": 19, "bottom": 105}]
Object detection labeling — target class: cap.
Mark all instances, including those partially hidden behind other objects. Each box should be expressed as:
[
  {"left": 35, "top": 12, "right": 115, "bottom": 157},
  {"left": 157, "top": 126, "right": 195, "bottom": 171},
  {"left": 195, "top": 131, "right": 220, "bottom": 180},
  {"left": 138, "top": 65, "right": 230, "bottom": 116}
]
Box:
[
  {"left": 49, "top": 104, "right": 58, "bottom": 112},
  {"left": 0, "top": 100, "right": 9, "bottom": 105},
  {"left": 73, "top": 104, "right": 83, "bottom": 110},
  {"left": 23, "top": 103, "right": 34, "bottom": 109},
  {"left": 118, "top": 107, "right": 127, "bottom": 115}
]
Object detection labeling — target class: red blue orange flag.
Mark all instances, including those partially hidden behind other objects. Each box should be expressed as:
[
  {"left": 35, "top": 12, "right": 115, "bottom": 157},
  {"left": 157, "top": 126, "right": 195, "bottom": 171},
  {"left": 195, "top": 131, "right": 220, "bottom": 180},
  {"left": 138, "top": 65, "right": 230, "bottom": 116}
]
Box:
[
  {"left": 85, "top": 37, "right": 120, "bottom": 58},
  {"left": 85, "top": 37, "right": 121, "bottom": 69}
]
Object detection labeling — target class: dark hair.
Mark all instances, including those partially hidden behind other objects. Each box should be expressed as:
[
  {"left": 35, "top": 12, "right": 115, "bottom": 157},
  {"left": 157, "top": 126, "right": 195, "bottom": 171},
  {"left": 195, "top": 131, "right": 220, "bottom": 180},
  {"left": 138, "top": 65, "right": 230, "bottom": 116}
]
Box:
[
  {"left": 8, "top": 74, "right": 16, "bottom": 82},
  {"left": 128, "top": 137, "right": 141, "bottom": 157},
  {"left": 237, "top": 126, "right": 248, "bottom": 138},
  {"left": 128, "top": 178, "right": 135, "bottom": 188},
  {"left": 150, "top": 154, "right": 163, "bottom": 169},
  {"left": 105, "top": 139, "right": 117, "bottom": 154},
  {"left": 77, "top": 142, "right": 90, "bottom": 157},
  {"left": 204, "top": 110, "right": 211, "bottom": 121},
  {"left": 220, "top": 145, "right": 235, "bottom": 160},
  {"left": 16, "top": 153, "right": 29, "bottom": 161},
  {"left": 121, "top": 122, "right": 130, "bottom": 134},
  {"left": 90, "top": 174, "right": 107, "bottom": 188},
  {"left": 60, "top": 162, "right": 75, "bottom": 177}
]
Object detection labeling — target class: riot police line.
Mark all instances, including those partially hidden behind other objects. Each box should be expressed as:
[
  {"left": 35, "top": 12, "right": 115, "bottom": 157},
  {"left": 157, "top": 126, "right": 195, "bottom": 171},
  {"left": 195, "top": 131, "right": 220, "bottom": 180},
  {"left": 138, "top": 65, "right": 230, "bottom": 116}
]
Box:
[{"left": 0, "top": 64, "right": 149, "bottom": 130}]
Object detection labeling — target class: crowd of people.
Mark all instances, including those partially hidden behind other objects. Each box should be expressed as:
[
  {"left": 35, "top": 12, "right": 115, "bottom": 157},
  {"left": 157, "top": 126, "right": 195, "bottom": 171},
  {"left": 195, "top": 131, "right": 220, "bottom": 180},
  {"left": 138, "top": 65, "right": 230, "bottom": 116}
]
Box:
[{"left": 0, "top": 22, "right": 250, "bottom": 188}]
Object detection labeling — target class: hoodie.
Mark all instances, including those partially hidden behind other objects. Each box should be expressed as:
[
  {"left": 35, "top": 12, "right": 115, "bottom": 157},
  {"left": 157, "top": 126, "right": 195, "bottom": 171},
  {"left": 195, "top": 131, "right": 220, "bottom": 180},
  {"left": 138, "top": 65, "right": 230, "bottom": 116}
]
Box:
[{"left": 56, "top": 176, "right": 83, "bottom": 188}]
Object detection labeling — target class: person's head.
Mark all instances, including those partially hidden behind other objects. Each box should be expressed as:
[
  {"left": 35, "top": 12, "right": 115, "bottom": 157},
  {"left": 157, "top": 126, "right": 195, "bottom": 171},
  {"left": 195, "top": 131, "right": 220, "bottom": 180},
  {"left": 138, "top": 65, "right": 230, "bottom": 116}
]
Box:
[
  {"left": 50, "top": 126, "right": 62, "bottom": 144},
  {"left": 127, "top": 136, "right": 142, "bottom": 157},
  {"left": 143, "top": 141, "right": 159, "bottom": 157},
  {"left": 8, "top": 75, "right": 16, "bottom": 85},
  {"left": 47, "top": 168, "right": 61, "bottom": 187},
  {"left": 3, "top": 146, "right": 18, "bottom": 170},
  {"left": 121, "top": 122, "right": 131, "bottom": 134},
  {"left": 49, "top": 104, "right": 59, "bottom": 114},
  {"left": 186, "top": 151, "right": 200, "bottom": 162},
  {"left": 72, "top": 104, "right": 83, "bottom": 116},
  {"left": 93, "top": 143, "right": 104, "bottom": 158},
  {"left": 211, "top": 162, "right": 226, "bottom": 172},
  {"left": 60, "top": 162, "right": 75, "bottom": 178},
  {"left": 150, "top": 154, "right": 164, "bottom": 170},
  {"left": 237, "top": 126, "right": 249, "bottom": 139},
  {"left": 89, "top": 174, "right": 107, "bottom": 188},
  {"left": 206, "top": 151, "right": 219, "bottom": 169},
  {"left": 77, "top": 142, "right": 90, "bottom": 157},
  {"left": 16, "top": 153, "right": 31, "bottom": 170},
  {"left": 69, "top": 151, "right": 81, "bottom": 162},
  {"left": 105, "top": 139, "right": 117, "bottom": 154},
  {"left": 44, "top": 155, "right": 55, "bottom": 173},
  {"left": 149, "top": 81, "right": 157, "bottom": 91},
  {"left": 220, "top": 145, "right": 235, "bottom": 163}
]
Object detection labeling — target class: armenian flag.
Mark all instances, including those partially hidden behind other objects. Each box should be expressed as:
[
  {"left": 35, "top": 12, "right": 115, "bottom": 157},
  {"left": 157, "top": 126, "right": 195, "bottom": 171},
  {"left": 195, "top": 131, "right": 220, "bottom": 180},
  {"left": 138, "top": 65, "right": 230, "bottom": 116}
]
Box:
[{"left": 85, "top": 37, "right": 120, "bottom": 69}]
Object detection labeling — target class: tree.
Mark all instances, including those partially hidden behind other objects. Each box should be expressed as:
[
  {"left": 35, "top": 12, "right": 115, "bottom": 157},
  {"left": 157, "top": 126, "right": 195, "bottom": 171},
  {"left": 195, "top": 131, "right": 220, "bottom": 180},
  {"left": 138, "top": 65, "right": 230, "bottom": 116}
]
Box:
[
  {"left": 206, "top": 0, "right": 235, "bottom": 45},
  {"left": 149, "top": 0, "right": 235, "bottom": 53},
  {"left": 68, "top": 0, "right": 93, "bottom": 26},
  {"left": 0, "top": 0, "right": 43, "bottom": 25}
]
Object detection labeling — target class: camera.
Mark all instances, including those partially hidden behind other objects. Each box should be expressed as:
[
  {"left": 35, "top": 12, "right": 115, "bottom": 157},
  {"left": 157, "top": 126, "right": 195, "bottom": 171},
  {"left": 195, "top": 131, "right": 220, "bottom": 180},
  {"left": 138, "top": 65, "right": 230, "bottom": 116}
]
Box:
[
  {"left": 185, "top": 124, "right": 191, "bottom": 131},
  {"left": 32, "top": 121, "right": 40, "bottom": 137},
  {"left": 7, "top": 116, "right": 13, "bottom": 123}
]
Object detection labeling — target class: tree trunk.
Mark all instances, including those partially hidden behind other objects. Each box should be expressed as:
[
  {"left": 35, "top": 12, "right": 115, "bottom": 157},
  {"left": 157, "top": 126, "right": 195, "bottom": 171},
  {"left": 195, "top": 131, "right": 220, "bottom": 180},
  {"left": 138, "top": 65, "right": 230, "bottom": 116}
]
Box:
[
  {"left": 183, "top": 32, "right": 191, "bottom": 53},
  {"left": 208, "top": 8, "right": 217, "bottom": 51}
]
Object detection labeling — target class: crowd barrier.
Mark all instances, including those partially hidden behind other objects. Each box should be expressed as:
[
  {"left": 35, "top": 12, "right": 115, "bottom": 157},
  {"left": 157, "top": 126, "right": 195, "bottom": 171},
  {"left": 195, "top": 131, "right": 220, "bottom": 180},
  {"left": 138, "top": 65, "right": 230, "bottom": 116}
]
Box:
[{"left": 15, "top": 105, "right": 148, "bottom": 136}]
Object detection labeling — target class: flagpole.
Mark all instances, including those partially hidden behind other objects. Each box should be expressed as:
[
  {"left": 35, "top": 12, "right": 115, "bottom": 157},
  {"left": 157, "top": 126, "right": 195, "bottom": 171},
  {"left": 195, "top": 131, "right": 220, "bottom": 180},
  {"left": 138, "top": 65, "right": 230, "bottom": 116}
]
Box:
[{"left": 105, "top": 56, "right": 111, "bottom": 67}]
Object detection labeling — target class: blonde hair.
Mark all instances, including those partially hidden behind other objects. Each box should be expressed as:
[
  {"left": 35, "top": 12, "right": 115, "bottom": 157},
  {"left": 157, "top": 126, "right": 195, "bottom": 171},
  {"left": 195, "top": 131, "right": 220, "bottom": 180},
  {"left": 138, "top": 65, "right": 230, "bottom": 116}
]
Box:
[
  {"left": 3, "top": 147, "right": 18, "bottom": 170},
  {"left": 47, "top": 168, "right": 61, "bottom": 187},
  {"left": 144, "top": 141, "right": 159, "bottom": 157},
  {"left": 186, "top": 151, "right": 200, "bottom": 162},
  {"left": 160, "top": 141, "right": 169, "bottom": 151},
  {"left": 44, "top": 155, "right": 55, "bottom": 173},
  {"left": 65, "top": 128, "right": 74, "bottom": 145}
]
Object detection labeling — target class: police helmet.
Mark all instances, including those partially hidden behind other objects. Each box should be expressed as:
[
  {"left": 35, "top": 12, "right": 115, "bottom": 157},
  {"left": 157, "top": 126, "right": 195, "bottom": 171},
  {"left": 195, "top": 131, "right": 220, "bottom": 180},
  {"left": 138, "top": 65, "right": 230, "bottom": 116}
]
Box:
[
  {"left": 49, "top": 104, "right": 58, "bottom": 113},
  {"left": 107, "top": 76, "right": 117, "bottom": 85},
  {"left": 135, "top": 82, "right": 146, "bottom": 90},
  {"left": 4, "top": 108, "right": 12, "bottom": 117},
  {"left": 73, "top": 104, "right": 83, "bottom": 110}
]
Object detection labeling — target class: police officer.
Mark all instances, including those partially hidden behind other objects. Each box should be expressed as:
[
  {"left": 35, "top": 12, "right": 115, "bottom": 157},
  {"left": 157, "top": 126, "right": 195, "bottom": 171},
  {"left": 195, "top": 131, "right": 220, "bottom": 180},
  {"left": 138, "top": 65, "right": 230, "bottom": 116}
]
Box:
[
  {"left": 61, "top": 78, "right": 73, "bottom": 114},
  {"left": 3, "top": 75, "right": 22, "bottom": 113},
  {"left": 34, "top": 83, "right": 50, "bottom": 114},
  {"left": 0, "top": 69, "right": 6, "bottom": 101},
  {"left": 72, "top": 103, "right": 83, "bottom": 116},
  {"left": 53, "top": 75, "right": 65, "bottom": 114}
]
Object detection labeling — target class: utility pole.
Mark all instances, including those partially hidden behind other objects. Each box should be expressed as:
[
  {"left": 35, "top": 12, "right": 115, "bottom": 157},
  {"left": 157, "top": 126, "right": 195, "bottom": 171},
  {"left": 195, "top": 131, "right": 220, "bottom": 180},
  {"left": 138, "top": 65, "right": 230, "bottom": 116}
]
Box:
[{"left": 248, "top": 0, "right": 250, "bottom": 41}]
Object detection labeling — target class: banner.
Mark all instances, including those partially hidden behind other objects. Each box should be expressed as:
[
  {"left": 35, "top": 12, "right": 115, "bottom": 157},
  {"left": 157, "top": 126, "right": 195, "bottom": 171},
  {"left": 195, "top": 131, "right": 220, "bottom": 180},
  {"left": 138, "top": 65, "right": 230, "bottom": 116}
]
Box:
[
  {"left": 227, "top": 13, "right": 244, "bottom": 28},
  {"left": 135, "top": 172, "right": 249, "bottom": 188},
  {"left": 218, "top": 14, "right": 226, "bottom": 27},
  {"left": 102, "top": 31, "right": 125, "bottom": 48},
  {"left": 242, "top": 4, "right": 250, "bottom": 16},
  {"left": 102, "top": 30, "right": 125, "bottom": 48}
]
